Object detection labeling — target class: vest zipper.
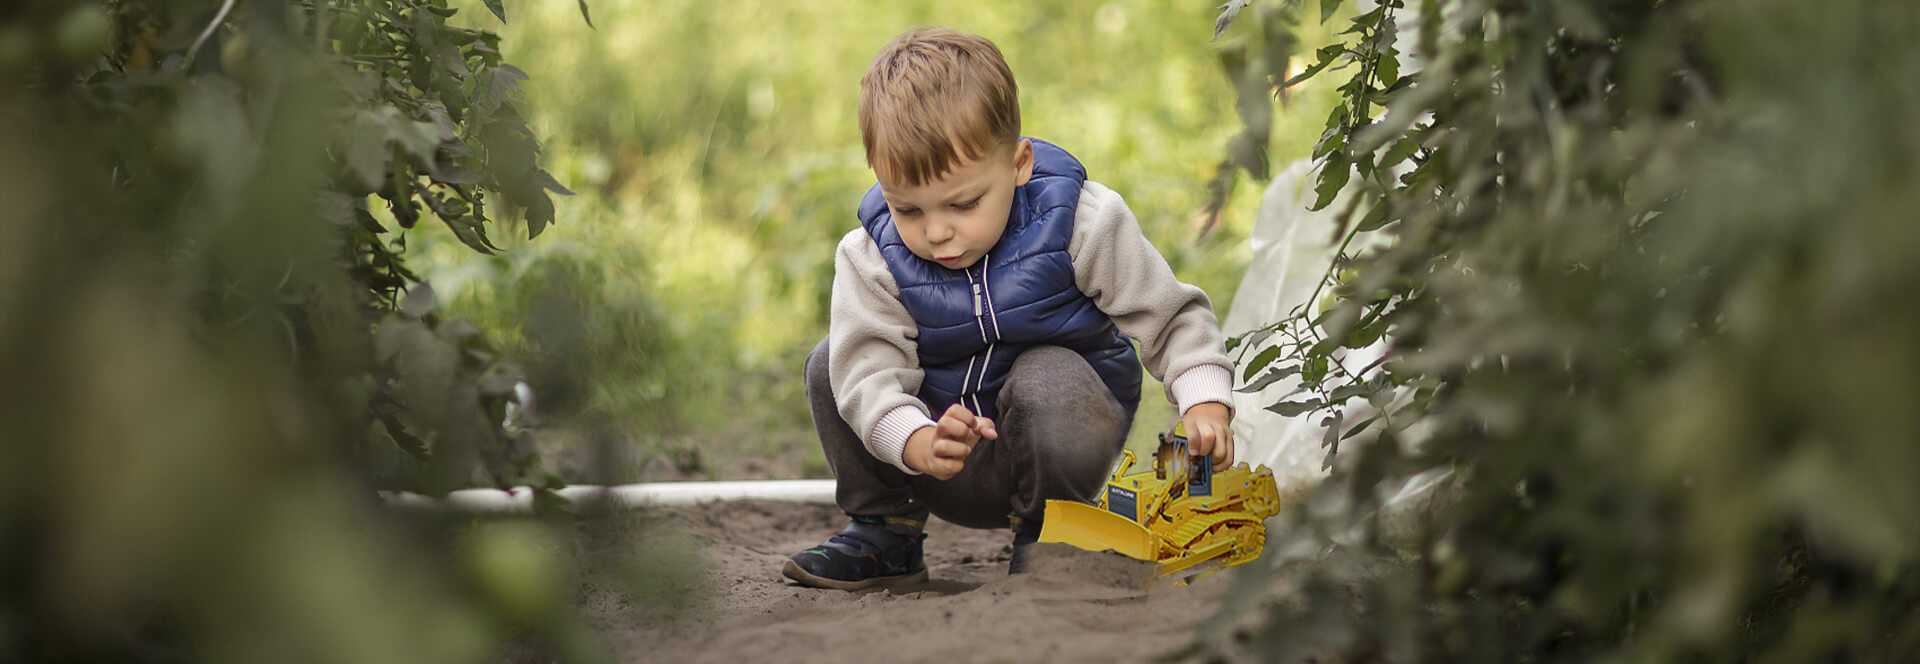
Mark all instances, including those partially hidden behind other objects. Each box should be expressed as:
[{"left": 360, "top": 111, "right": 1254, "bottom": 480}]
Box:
[{"left": 970, "top": 257, "right": 996, "bottom": 415}]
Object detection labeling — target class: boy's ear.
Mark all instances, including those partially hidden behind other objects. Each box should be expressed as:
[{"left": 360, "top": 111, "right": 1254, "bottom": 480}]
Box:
[{"left": 1012, "top": 138, "right": 1035, "bottom": 186}]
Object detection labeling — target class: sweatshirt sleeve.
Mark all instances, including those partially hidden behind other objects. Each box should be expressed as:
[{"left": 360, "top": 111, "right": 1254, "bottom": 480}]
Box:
[
  {"left": 1067, "top": 180, "right": 1236, "bottom": 415},
  {"left": 828, "top": 229, "right": 935, "bottom": 474}
]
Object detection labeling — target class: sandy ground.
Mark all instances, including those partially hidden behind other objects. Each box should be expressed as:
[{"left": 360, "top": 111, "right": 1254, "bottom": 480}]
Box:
[{"left": 579, "top": 500, "right": 1251, "bottom": 663}]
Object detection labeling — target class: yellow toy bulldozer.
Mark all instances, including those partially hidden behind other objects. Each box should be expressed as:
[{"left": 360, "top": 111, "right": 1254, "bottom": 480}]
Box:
[{"left": 1039, "top": 423, "right": 1281, "bottom": 581}]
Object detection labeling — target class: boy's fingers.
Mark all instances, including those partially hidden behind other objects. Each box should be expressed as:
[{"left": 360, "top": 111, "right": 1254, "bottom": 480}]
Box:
[
  {"left": 943, "top": 404, "right": 977, "bottom": 427},
  {"left": 936, "top": 416, "right": 975, "bottom": 445},
  {"left": 1186, "top": 423, "right": 1212, "bottom": 456},
  {"left": 932, "top": 438, "right": 972, "bottom": 460},
  {"left": 1186, "top": 423, "right": 1234, "bottom": 466},
  {"left": 927, "top": 457, "right": 962, "bottom": 480},
  {"left": 973, "top": 416, "right": 998, "bottom": 440}
]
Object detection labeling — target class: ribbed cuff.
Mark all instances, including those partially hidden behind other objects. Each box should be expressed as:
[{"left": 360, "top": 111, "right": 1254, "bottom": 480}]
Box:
[
  {"left": 1169, "top": 364, "right": 1236, "bottom": 416},
  {"left": 869, "top": 404, "right": 935, "bottom": 475}
]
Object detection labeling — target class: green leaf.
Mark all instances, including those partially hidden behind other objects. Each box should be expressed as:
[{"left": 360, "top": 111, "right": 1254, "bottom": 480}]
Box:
[
  {"left": 348, "top": 108, "right": 450, "bottom": 188},
  {"left": 1243, "top": 345, "right": 1288, "bottom": 381},
  {"left": 1303, "top": 355, "right": 1330, "bottom": 383},
  {"left": 1346, "top": 319, "right": 1387, "bottom": 348},
  {"left": 1375, "top": 48, "right": 1400, "bottom": 86},
  {"left": 524, "top": 192, "right": 555, "bottom": 239},
  {"left": 1340, "top": 413, "right": 1381, "bottom": 441},
  {"left": 355, "top": 205, "right": 387, "bottom": 235},
  {"left": 1322, "top": 100, "right": 1349, "bottom": 131},
  {"left": 1312, "top": 152, "right": 1350, "bottom": 211},
  {"left": 1265, "top": 399, "right": 1324, "bottom": 417},
  {"left": 483, "top": 0, "right": 505, "bottom": 22},
  {"left": 1285, "top": 45, "right": 1346, "bottom": 88},
  {"left": 442, "top": 215, "right": 499, "bottom": 254},
  {"left": 391, "top": 116, "right": 446, "bottom": 166},
  {"left": 1354, "top": 202, "right": 1392, "bottom": 232},
  {"left": 1320, "top": 0, "right": 1343, "bottom": 23},
  {"left": 1380, "top": 136, "right": 1420, "bottom": 169},
  {"left": 1342, "top": 5, "right": 1383, "bottom": 33},
  {"left": 391, "top": 197, "right": 420, "bottom": 230},
  {"left": 430, "top": 163, "right": 483, "bottom": 186},
  {"left": 535, "top": 169, "right": 575, "bottom": 197},
  {"left": 1240, "top": 364, "right": 1302, "bottom": 393},
  {"left": 1248, "top": 327, "right": 1280, "bottom": 349},
  {"left": 474, "top": 65, "right": 530, "bottom": 119},
  {"left": 379, "top": 417, "right": 432, "bottom": 460},
  {"left": 1329, "top": 381, "right": 1376, "bottom": 403},
  {"left": 1213, "top": 0, "right": 1251, "bottom": 42}
]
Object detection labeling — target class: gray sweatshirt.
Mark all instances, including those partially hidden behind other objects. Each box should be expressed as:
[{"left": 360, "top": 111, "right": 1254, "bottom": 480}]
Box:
[{"left": 829, "top": 180, "right": 1236, "bottom": 474}]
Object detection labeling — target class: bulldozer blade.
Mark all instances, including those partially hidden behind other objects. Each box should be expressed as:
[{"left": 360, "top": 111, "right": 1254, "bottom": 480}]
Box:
[{"left": 1039, "top": 500, "right": 1159, "bottom": 561}]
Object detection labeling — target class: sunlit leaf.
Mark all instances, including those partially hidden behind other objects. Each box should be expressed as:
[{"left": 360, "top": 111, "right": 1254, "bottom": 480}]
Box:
[
  {"left": 1321, "top": 410, "right": 1344, "bottom": 447},
  {"left": 1320, "top": 0, "right": 1343, "bottom": 23},
  {"left": 1286, "top": 44, "right": 1347, "bottom": 88},
  {"left": 1213, "top": 0, "right": 1251, "bottom": 42}
]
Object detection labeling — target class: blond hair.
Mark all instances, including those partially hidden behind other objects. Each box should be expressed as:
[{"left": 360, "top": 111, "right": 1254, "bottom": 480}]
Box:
[{"left": 859, "top": 28, "right": 1021, "bottom": 186}]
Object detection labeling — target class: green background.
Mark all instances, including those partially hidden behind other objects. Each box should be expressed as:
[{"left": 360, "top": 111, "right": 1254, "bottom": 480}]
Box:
[{"left": 420, "top": 0, "right": 1342, "bottom": 479}]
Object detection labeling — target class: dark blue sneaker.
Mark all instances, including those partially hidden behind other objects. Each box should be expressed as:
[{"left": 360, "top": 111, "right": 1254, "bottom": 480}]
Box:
[{"left": 782, "top": 516, "right": 928, "bottom": 590}]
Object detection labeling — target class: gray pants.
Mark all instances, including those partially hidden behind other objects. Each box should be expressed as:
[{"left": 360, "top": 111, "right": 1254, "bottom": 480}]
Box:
[{"left": 805, "top": 338, "right": 1133, "bottom": 531}]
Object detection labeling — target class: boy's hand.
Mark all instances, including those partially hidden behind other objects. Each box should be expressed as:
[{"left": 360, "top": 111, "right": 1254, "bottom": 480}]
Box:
[
  {"left": 903, "top": 404, "right": 998, "bottom": 480},
  {"left": 1182, "top": 402, "right": 1234, "bottom": 467}
]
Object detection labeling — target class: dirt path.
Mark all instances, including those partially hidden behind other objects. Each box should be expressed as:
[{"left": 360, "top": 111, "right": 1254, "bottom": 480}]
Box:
[{"left": 584, "top": 500, "right": 1243, "bottom": 663}]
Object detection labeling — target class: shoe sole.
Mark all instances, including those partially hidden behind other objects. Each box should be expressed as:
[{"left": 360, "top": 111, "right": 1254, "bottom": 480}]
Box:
[{"left": 781, "top": 560, "right": 929, "bottom": 591}]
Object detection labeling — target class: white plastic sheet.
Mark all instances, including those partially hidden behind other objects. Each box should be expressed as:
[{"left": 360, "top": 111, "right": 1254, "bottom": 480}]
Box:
[
  {"left": 1225, "top": 159, "right": 1451, "bottom": 525},
  {"left": 1222, "top": 159, "right": 1351, "bottom": 497}
]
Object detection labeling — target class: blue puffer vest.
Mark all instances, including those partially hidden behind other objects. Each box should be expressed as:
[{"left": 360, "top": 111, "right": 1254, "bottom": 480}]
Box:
[{"left": 857, "top": 138, "right": 1142, "bottom": 423}]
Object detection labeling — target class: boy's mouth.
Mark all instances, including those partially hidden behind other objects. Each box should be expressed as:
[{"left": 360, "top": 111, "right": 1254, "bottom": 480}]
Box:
[{"left": 936, "top": 254, "right": 965, "bottom": 266}]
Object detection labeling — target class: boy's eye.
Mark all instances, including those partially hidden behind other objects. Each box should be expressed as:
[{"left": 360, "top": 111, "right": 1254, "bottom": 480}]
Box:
[
  {"left": 951, "top": 198, "right": 980, "bottom": 211},
  {"left": 895, "top": 207, "right": 922, "bottom": 217}
]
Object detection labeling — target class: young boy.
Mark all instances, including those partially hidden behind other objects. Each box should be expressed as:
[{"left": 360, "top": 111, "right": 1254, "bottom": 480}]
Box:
[{"left": 784, "top": 27, "right": 1237, "bottom": 590}]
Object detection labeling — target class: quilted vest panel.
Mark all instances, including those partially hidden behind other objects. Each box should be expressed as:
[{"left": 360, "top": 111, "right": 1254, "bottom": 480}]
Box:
[{"left": 857, "top": 138, "right": 1142, "bottom": 422}]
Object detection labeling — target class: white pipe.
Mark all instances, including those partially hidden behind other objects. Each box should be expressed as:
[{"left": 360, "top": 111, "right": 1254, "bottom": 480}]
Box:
[{"left": 381, "top": 479, "right": 836, "bottom": 514}]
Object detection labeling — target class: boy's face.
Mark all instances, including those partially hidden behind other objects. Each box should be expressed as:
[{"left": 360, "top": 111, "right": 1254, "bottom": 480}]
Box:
[{"left": 877, "top": 138, "right": 1034, "bottom": 271}]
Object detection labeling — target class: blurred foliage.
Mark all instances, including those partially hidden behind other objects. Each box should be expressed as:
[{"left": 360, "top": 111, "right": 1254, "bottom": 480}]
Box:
[
  {"left": 1218, "top": 0, "right": 1920, "bottom": 660},
  {"left": 411, "top": 0, "right": 1347, "bottom": 474},
  {"left": 0, "top": 0, "right": 668, "bottom": 660}
]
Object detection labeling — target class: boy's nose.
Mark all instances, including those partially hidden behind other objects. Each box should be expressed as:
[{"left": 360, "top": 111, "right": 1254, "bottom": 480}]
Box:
[{"left": 926, "top": 219, "right": 956, "bottom": 244}]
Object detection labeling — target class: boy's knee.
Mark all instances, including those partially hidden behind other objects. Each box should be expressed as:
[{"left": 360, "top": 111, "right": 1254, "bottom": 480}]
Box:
[
  {"left": 998, "top": 347, "right": 1127, "bottom": 466},
  {"left": 805, "top": 337, "right": 831, "bottom": 388},
  {"left": 1000, "top": 347, "right": 1114, "bottom": 419}
]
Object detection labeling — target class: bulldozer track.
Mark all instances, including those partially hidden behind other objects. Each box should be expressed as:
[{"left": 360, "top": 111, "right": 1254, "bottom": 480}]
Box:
[{"left": 1164, "top": 511, "right": 1264, "bottom": 553}]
